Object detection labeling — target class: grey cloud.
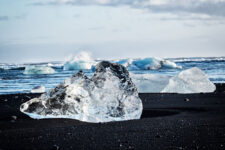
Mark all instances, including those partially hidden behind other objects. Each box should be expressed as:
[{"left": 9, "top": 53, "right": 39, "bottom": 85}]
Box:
[
  {"left": 31, "top": 0, "right": 225, "bottom": 18},
  {"left": 160, "top": 16, "right": 223, "bottom": 21},
  {"left": 147, "top": 2, "right": 225, "bottom": 17}
]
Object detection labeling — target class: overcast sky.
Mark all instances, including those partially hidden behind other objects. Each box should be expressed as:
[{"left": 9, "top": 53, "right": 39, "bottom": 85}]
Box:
[{"left": 1, "top": 0, "right": 225, "bottom": 63}]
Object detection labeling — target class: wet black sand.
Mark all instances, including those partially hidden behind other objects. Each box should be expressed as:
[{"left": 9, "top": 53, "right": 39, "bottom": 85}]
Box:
[{"left": 0, "top": 84, "right": 225, "bottom": 150}]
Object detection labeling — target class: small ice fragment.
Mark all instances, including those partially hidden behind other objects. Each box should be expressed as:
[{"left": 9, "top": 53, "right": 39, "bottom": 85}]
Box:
[
  {"left": 31, "top": 85, "right": 45, "bottom": 93},
  {"left": 12, "top": 116, "right": 17, "bottom": 120},
  {"left": 162, "top": 67, "right": 216, "bottom": 93},
  {"left": 184, "top": 98, "right": 190, "bottom": 102}
]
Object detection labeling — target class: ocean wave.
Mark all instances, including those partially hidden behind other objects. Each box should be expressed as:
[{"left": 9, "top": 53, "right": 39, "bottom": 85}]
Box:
[
  {"left": 46, "top": 62, "right": 63, "bottom": 69},
  {"left": 0, "top": 68, "right": 4, "bottom": 72},
  {"left": 63, "top": 52, "right": 96, "bottom": 70},
  {"left": 24, "top": 66, "right": 56, "bottom": 74},
  {"left": 0, "top": 62, "right": 64, "bottom": 71},
  {"left": 171, "top": 57, "right": 225, "bottom": 63},
  {"left": 0, "top": 63, "right": 26, "bottom": 70}
]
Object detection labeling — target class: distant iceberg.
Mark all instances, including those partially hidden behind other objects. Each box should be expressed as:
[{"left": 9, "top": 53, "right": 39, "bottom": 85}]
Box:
[
  {"left": 63, "top": 52, "right": 181, "bottom": 71},
  {"left": 116, "top": 59, "right": 133, "bottom": 68},
  {"left": 162, "top": 67, "right": 216, "bottom": 93},
  {"left": 116, "top": 57, "right": 182, "bottom": 70},
  {"left": 63, "top": 52, "right": 95, "bottom": 70},
  {"left": 24, "top": 66, "right": 55, "bottom": 74}
]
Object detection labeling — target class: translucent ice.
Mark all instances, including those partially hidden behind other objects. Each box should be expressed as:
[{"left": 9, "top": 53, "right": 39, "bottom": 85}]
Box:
[
  {"left": 116, "top": 59, "right": 133, "bottom": 68},
  {"left": 20, "top": 61, "right": 143, "bottom": 123},
  {"left": 31, "top": 85, "right": 45, "bottom": 93},
  {"left": 24, "top": 66, "right": 55, "bottom": 74},
  {"left": 115, "top": 57, "right": 182, "bottom": 70},
  {"left": 162, "top": 67, "right": 216, "bottom": 93},
  {"left": 130, "top": 73, "right": 171, "bottom": 93},
  {"left": 63, "top": 52, "right": 95, "bottom": 70}
]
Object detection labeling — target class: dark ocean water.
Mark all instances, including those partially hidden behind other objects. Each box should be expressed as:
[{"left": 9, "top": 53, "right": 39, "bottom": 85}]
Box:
[{"left": 0, "top": 57, "right": 224, "bottom": 94}]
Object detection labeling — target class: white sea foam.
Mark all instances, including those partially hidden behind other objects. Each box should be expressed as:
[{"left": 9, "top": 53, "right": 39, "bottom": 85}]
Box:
[
  {"left": 24, "top": 66, "right": 55, "bottom": 74},
  {"left": 172, "top": 57, "right": 225, "bottom": 62},
  {"left": 63, "top": 52, "right": 96, "bottom": 70},
  {"left": 0, "top": 63, "right": 25, "bottom": 70}
]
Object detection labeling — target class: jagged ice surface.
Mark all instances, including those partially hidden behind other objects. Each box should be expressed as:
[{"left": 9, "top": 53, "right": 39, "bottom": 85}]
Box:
[
  {"left": 162, "top": 67, "right": 216, "bottom": 93},
  {"left": 20, "top": 61, "right": 143, "bottom": 123},
  {"left": 129, "top": 67, "right": 215, "bottom": 93}
]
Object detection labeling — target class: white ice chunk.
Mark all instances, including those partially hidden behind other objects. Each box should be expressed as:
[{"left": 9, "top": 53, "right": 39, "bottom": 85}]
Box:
[
  {"left": 24, "top": 66, "right": 55, "bottom": 74},
  {"left": 20, "top": 61, "right": 143, "bottom": 123},
  {"left": 31, "top": 85, "right": 45, "bottom": 93},
  {"left": 162, "top": 67, "right": 216, "bottom": 93}
]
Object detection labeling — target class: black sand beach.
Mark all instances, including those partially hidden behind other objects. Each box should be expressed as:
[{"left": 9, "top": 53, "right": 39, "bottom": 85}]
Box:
[{"left": 0, "top": 84, "right": 225, "bottom": 150}]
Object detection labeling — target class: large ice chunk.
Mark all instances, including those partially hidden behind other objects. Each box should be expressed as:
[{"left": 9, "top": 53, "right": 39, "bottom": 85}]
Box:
[
  {"left": 162, "top": 67, "right": 216, "bottom": 93},
  {"left": 24, "top": 66, "right": 55, "bottom": 74},
  {"left": 63, "top": 52, "right": 95, "bottom": 70},
  {"left": 20, "top": 61, "right": 143, "bottom": 123}
]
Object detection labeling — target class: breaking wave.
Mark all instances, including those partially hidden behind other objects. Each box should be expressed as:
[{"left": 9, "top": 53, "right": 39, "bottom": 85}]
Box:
[
  {"left": 171, "top": 57, "right": 225, "bottom": 63},
  {"left": 63, "top": 52, "right": 96, "bottom": 70}
]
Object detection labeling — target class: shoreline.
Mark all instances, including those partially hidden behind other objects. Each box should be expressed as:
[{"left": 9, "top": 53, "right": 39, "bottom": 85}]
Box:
[{"left": 0, "top": 84, "right": 224, "bottom": 149}]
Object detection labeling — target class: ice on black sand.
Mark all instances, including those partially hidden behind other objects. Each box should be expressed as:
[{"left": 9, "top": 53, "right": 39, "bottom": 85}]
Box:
[{"left": 20, "top": 61, "right": 143, "bottom": 123}]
